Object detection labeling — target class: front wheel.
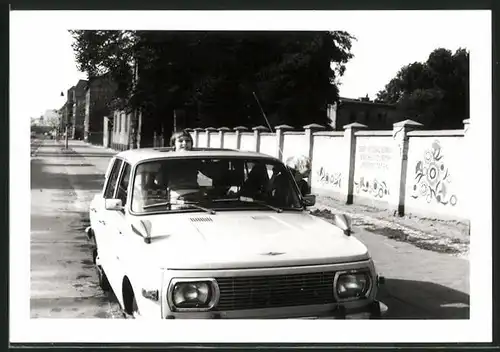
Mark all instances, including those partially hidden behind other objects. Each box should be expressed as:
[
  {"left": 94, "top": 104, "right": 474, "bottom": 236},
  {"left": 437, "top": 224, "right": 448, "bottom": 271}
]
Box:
[{"left": 123, "top": 291, "right": 141, "bottom": 319}]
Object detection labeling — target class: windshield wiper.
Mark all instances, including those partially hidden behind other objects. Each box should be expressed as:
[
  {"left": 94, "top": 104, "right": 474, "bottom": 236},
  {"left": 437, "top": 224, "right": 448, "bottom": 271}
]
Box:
[
  {"left": 211, "top": 197, "right": 283, "bottom": 213},
  {"left": 143, "top": 201, "right": 216, "bottom": 215}
]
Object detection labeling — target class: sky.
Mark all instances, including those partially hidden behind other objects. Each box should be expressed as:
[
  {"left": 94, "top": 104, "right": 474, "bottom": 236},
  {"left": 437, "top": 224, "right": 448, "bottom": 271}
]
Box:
[{"left": 11, "top": 10, "right": 477, "bottom": 120}]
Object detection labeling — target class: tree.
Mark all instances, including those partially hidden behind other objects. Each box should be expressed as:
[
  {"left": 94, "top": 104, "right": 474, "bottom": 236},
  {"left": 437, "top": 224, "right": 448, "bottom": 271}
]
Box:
[
  {"left": 70, "top": 30, "right": 356, "bottom": 147},
  {"left": 376, "top": 48, "right": 469, "bottom": 129}
]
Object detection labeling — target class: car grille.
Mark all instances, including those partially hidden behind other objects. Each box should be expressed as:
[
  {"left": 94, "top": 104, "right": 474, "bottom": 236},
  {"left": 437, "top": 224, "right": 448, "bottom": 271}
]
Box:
[{"left": 214, "top": 271, "right": 337, "bottom": 311}]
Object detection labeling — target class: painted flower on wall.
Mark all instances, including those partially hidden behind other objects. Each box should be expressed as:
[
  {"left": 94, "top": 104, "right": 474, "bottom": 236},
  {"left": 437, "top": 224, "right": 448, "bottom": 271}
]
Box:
[
  {"left": 354, "top": 177, "right": 389, "bottom": 198},
  {"left": 411, "top": 140, "right": 457, "bottom": 206}
]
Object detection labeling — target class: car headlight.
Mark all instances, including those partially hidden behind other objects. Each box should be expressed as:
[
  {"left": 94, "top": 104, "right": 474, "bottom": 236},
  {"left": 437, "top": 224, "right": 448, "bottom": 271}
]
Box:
[
  {"left": 334, "top": 270, "right": 372, "bottom": 301},
  {"left": 167, "top": 278, "right": 219, "bottom": 311}
]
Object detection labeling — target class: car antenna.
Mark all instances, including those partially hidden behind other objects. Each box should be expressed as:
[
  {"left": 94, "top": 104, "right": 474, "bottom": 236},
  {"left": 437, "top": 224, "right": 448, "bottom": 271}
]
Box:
[
  {"left": 252, "top": 91, "right": 274, "bottom": 133},
  {"left": 252, "top": 91, "right": 285, "bottom": 158},
  {"left": 253, "top": 91, "right": 308, "bottom": 203}
]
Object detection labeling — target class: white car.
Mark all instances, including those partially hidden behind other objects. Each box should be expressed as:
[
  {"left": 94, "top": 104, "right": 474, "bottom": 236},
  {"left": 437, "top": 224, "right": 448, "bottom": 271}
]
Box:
[{"left": 86, "top": 147, "right": 387, "bottom": 319}]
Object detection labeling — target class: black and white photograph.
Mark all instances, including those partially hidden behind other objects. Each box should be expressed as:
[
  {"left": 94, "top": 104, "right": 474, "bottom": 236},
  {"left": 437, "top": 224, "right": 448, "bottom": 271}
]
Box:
[{"left": 10, "top": 9, "right": 492, "bottom": 344}]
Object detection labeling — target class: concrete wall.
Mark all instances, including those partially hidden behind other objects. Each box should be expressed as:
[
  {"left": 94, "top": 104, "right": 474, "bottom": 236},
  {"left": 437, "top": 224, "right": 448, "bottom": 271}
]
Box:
[
  {"left": 189, "top": 119, "right": 470, "bottom": 222},
  {"left": 209, "top": 132, "right": 219, "bottom": 148},
  {"left": 224, "top": 133, "right": 238, "bottom": 149},
  {"left": 198, "top": 133, "right": 207, "bottom": 148},
  {"left": 404, "top": 131, "right": 465, "bottom": 220},
  {"left": 110, "top": 110, "right": 131, "bottom": 151},
  {"left": 259, "top": 133, "right": 277, "bottom": 157},
  {"left": 282, "top": 133, "right": 308, "bottom": 162},
  {"left": 311, "top": 132, "right": 345, "bottom": 199},
  {"left": 240, "top": 133, "right": 255, "bottom": 151},
  {"left": 352, "top": 133, "right": 394, "bottom": 207}
]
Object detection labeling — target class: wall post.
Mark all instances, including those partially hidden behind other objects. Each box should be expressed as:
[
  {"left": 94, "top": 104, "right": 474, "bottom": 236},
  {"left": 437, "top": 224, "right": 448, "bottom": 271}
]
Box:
[
  {"left": 205, "top": 127, "right": 217, "bottom": 148},
  {"left": 252, "top": 125, "right": 269, "bottom": 152},
  {"left": 390, "top": 119, "right": 423, "bottom": 216},
  {"left": 234, "top": 126, "right": 248, "bottom": 150},
  {"left": 192, "top": 128, "right": 204, "bottom": 147},
  {"left": 341, "top": 122, "right": 368, "bottom": 204},
  {"left": 218, "top": 127, "right": 230, "bottom": 148},
  {"left": 462, "top": 118, "right": 470, "bottom": 219},
  {"left": 303, "top": 123, "right": 325, "bottom": 187},
  {"left": 275, "top": 124, "right": 294, "bottom": 161}
]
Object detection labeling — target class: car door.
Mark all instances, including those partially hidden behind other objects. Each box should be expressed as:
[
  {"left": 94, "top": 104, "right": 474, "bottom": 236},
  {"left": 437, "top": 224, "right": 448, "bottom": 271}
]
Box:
[
  {"left": 96, "top": 158, "right": 124, "bottom": 272},
  {"left": 90, "top": 157, "right": 116, "bottom": 241},
  {"left": 103, "top": 161, "right": 134, "bottom": 291}
]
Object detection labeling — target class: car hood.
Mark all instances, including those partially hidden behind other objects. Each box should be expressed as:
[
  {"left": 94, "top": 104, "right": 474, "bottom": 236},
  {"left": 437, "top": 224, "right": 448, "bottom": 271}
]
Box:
[{"left": 132, "top": 210, "right": 369, "bottom": 270}]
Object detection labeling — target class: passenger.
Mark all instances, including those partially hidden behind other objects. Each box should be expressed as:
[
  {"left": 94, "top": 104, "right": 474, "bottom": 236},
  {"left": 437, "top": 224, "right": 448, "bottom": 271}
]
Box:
[
  {"left": 170, "top": 130, "right": 193, "bottom": 151},
  {"left": 285, "top": 155, "right": 311, "bottom": 196},
  {"left": 165, "top": 130, "right": 200, "bottom": 201}
]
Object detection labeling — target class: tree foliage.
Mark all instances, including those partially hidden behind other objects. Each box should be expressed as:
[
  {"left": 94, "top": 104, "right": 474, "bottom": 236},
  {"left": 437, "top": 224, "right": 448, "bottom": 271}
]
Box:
[
  {"left": 376, "top": 48, "right": 469, "bottom": 129},
  {"left": 70, "top": 30, "right": 355, "bottom": 144}
]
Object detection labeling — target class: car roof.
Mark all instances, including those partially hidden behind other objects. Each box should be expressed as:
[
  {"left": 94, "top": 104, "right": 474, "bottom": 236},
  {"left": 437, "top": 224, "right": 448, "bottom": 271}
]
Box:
[{"left": 114, "top": 147, "right": 281, "bottom": 165}]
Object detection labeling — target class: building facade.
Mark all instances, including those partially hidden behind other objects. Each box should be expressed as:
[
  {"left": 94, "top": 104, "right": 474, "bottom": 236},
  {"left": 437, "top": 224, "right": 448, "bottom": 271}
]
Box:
[
  {"left": 84, "top": 74, "right": 117, "bottom": 145},
  {"left": 328, "top": 96, "right": 405, "bottom": 131},
  {"left": 63, "top": 80, "right": 88, "bottom": 139}
]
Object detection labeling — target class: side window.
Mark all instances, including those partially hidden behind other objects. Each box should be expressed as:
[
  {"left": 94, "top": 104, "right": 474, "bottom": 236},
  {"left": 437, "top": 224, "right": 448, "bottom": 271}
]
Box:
[
  {"left": 104, "top": 159, "right": 123, "bottom": 199},
  {"left": 117, "top": 163, "right": 132, "bottom": 206}
]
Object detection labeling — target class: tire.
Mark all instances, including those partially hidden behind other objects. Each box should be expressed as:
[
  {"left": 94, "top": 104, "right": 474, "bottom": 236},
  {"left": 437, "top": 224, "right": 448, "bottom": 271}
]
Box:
[
  {"left": 131, "top": 296, "right": 140, "bottom": 318},
  {"left": 92, "top": 248, "right": 97, "bottom": 265},
  {"left": 86, "top": 227, "right": 96, "bottom": 246},
  {"left": 89, "top": 230, "right": 96, "bottom": 246},
  {"left": 369, "top": 301, "right": 382, "bottom": 319},
  {"left": 97, "top": 265, "right": 111, "bottom": 292},
  {"left": 123, "top": 283, "right": 141, "bottom": 319}
]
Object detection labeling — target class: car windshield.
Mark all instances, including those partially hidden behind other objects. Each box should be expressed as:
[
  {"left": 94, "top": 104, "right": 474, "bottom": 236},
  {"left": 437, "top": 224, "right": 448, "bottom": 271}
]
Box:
[{"left": 130, "top": 157, "right": 303, "bottom": 214}]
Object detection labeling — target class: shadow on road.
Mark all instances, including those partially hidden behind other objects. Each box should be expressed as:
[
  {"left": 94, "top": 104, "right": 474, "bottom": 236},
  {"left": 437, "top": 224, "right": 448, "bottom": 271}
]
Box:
[
  {"left": 31, "top": 159, "right": 105, "bottom": 190},
  {"left": 41, "top": 163, "right": 95, "bottom": 167},
  {"left": 35, "top": 152, "right": 114, "bottom": 158},
  {"left": 378, "top": 278, "right": 470, "bottom": 319}
]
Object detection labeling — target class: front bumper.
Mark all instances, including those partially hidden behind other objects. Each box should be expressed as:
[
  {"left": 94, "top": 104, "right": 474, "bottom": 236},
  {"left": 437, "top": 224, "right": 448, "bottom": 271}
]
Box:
[{"left": 164, "top": 300, "right": 388, "bottom": 319}]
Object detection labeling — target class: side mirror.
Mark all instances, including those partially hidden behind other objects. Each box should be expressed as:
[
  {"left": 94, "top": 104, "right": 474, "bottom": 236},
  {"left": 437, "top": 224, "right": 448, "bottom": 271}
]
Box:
[
  {"left": 105, "top": 198, "right": 124, "bottom": 211},
  {"left": 302, "top": 194, "right": 316, "bottom": 207},
  {"left": 333, "top": 213, "right": 352, "bottom": 236}
]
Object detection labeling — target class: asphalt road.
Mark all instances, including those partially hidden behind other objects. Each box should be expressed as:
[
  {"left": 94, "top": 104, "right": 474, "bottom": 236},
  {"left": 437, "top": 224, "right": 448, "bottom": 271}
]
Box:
[{"left": 30, "top": 139, "right": 470, "bottom": 319}]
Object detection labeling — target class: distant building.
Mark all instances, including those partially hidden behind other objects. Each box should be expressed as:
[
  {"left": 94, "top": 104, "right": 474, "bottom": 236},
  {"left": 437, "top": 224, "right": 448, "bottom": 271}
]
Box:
[
  {"left": 327, "top": 96, "right": 405, "bottom": 130},
  {"left": 84, "top": 73, "right": 117, "bottom": 145},
  {"left": 58, "top": 102, "right": 69, "bottom": 134},
  {"left": 63, "top": 80, "right": 88, "bottom": 139}
]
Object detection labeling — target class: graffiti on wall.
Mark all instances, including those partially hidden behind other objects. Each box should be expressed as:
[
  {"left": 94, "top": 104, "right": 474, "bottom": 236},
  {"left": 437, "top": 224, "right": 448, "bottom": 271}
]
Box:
[
  {"left": 411, "top": 140, "right": 457, "bottom": 206},
  {"left": 354, "top": 177, "right": 390, "bottom": 199},
  {"left": 316, "top": 167, "right": 341, "bottom": 188}
]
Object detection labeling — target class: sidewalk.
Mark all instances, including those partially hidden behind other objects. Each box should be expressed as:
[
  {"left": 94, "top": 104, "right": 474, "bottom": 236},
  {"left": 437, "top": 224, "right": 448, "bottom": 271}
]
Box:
[
  {"left": 56, "top": 140, "right": 116, "bottom": 175},
  {"left": 311, "top": 196, "right": 469, "bottom": 258},
  {"left": 60, "top": 139, "right": 470, "bottom": 258}
]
